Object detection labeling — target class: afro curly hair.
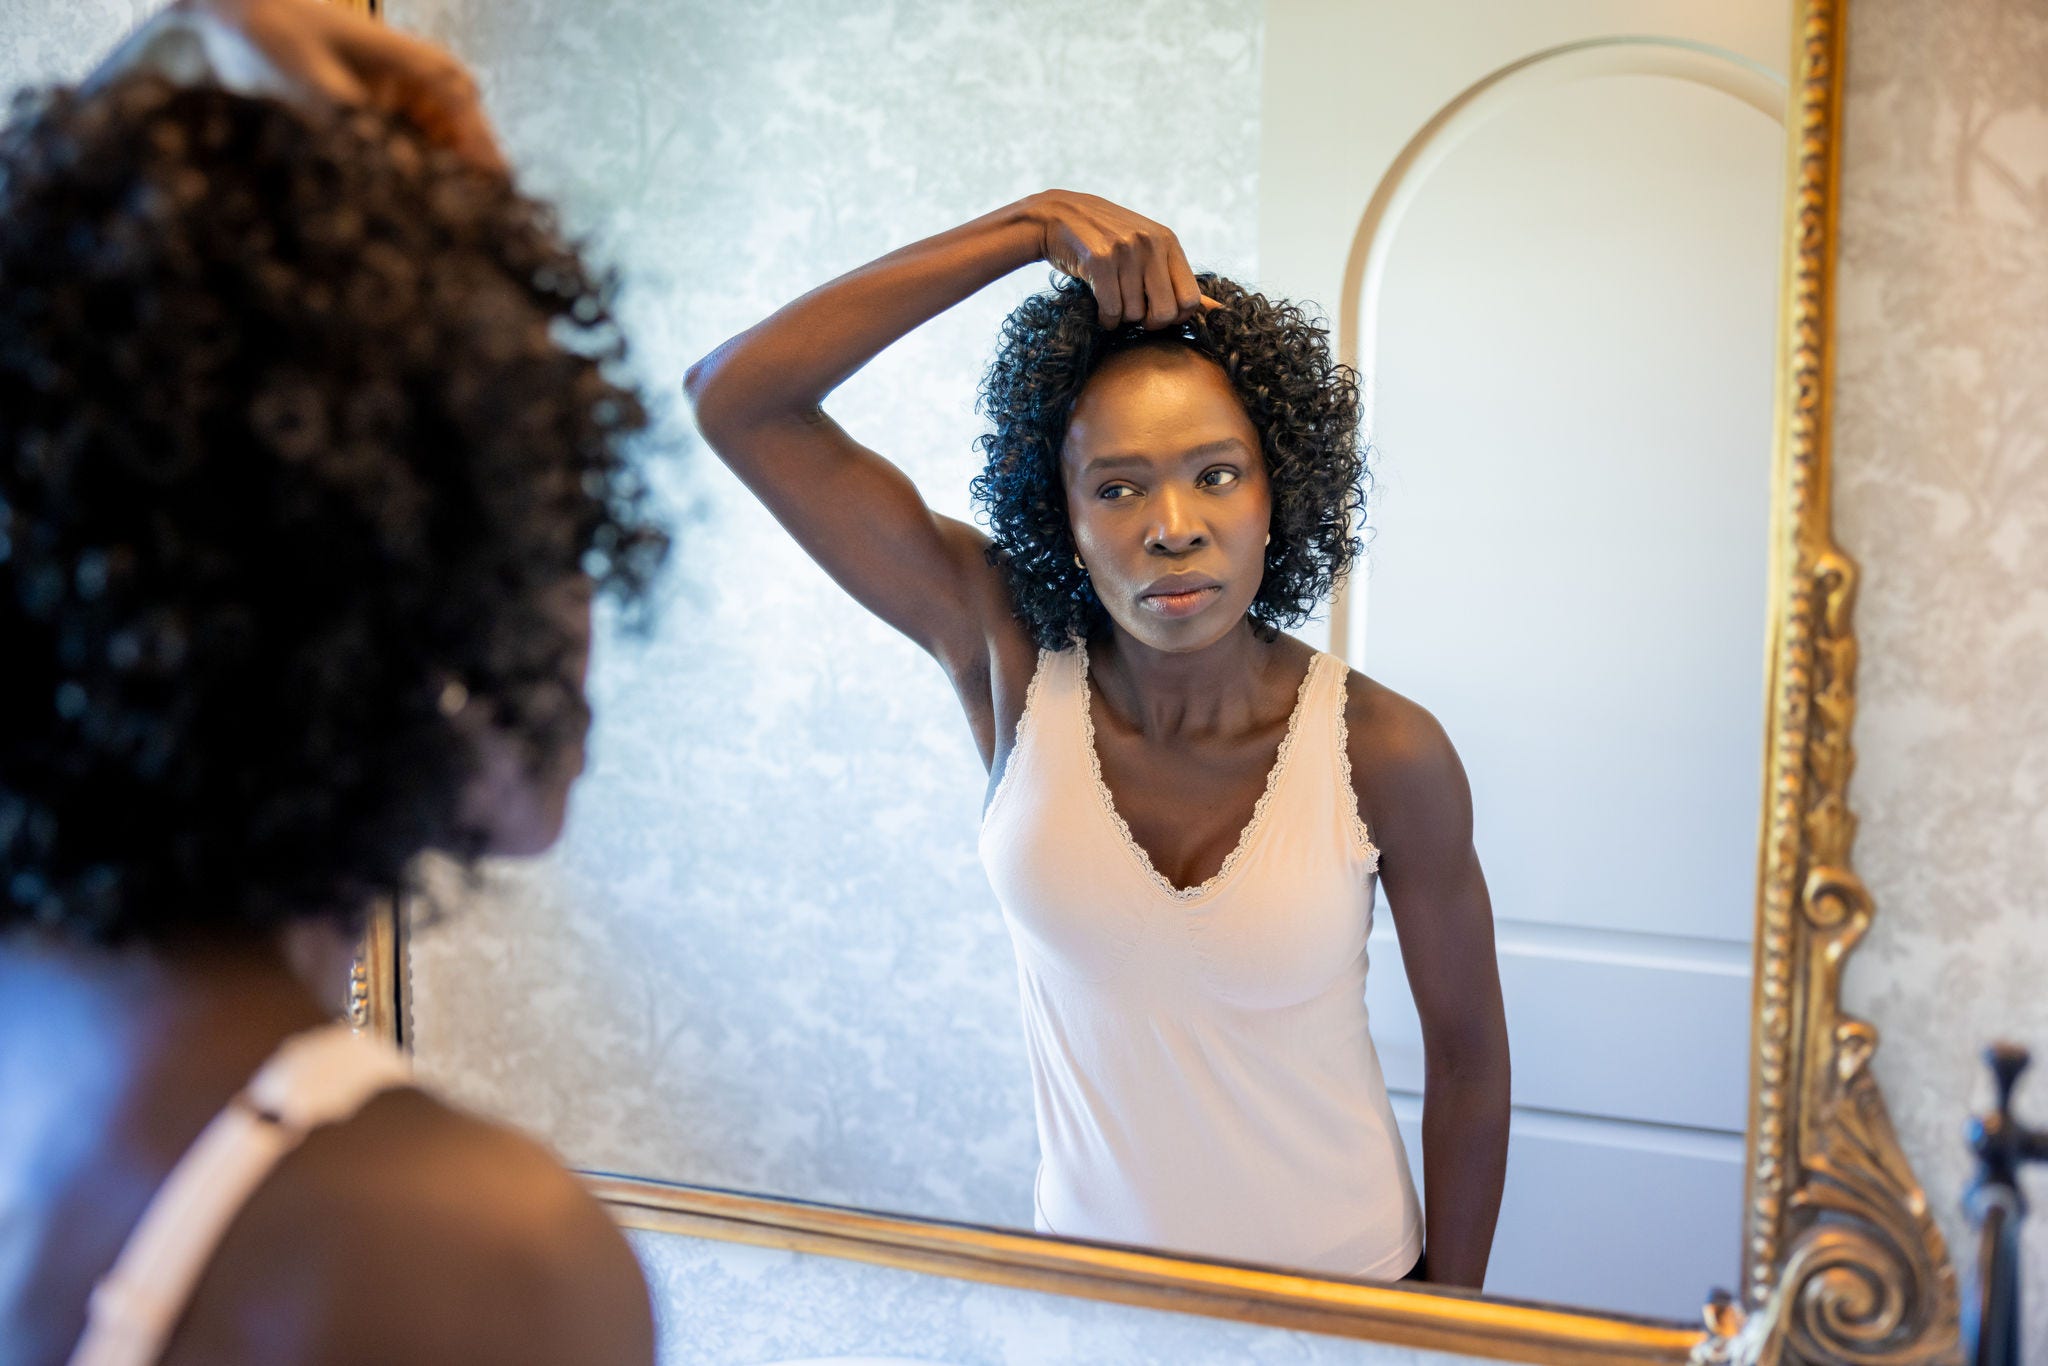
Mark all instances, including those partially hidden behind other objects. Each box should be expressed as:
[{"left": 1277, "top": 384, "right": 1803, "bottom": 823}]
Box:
[
  {"left": 970, "top": 273, "right": 1365, "bottom": 650},
  {"left": 0, "top": 75, "right": 669, "bottom": 947}
]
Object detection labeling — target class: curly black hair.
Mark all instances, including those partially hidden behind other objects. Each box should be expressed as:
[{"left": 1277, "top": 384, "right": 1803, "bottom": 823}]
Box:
[
  {"left": 971, "top": 273, "right": 1364, "bottom": 650},
  {"left": 0, "top": 76, "right": 668, "bottom": 947}
]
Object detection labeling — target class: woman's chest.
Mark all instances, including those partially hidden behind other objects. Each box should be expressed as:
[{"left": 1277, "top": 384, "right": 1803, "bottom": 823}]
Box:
[
  {"left": 983, "top": 739, "right": 1374, "bottom": 1010},
  {"left": 1090, "top": 719, "right": 1289, "bottom": 894}
]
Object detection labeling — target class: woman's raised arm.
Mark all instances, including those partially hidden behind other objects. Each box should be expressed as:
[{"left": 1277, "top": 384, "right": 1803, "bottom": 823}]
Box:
[{"left": 682, "top": 191, "right": 1205, "bottom": 673}]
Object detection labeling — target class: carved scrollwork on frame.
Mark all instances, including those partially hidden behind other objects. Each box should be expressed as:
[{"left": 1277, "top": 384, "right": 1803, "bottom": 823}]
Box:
[
  {"left": 1697, "top": 3, "right": 1960, "bottom": 1364},
  {"left": 1706, "top": 554, "right": 1958, "bottom": 1366}
]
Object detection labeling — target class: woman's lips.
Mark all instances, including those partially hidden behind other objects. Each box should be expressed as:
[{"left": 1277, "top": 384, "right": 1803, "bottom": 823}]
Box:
[{"left": 1139, "top": 584, "right": 1224, "bottom": 618}]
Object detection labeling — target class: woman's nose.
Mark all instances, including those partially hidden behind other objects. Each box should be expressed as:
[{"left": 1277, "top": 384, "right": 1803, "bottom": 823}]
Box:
[{"left": 1146, "top": 490, "right": 1207, "bottom": 554}]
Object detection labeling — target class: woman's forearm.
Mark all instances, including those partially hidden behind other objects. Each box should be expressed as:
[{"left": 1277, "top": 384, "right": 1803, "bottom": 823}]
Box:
[
  {"left": 85, "top": 0, "right": 505, "bottom": 173},
  {"left": 1417, "top": 1051, "right": 1510, "bottom": 1288},
  {"left": 683, "top": 198, "right": 1046, "bottom": 440},
  {"left": 668, "top": 190, "right": 1199, "bottom": 661}
]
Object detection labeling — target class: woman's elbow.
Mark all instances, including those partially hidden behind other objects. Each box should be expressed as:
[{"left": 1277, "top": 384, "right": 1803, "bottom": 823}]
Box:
[
  {"left": 681, "top": 354, "right": 711, "bottom": 402},
  {"left": 681, "top": 350, "right": 722, "bottom": 417},
  {"left": 681, "top": 349, "right": 745, "bottom": 449}
]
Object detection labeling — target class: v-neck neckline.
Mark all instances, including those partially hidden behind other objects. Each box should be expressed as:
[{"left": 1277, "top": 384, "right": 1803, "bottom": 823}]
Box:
[{"left": 1076, "top": 641, "right": 1324, "bottom": 904}]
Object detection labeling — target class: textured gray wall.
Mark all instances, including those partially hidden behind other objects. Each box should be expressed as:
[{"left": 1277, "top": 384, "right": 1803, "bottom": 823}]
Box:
[{"left": 1834, "top": 0, "right": 2048, "bottom": 1359}]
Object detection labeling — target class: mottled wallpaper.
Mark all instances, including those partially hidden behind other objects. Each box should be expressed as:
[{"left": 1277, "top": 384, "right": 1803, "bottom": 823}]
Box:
[
  {"left": 0, "top": 0, "right": 150, "bottom": 89},
  {"left": 1833, "top": 0, "right": 2048, "bottom": 1358},
  {"left": 626, "top": 1228, "right": 1468, "bottom": 1366}
]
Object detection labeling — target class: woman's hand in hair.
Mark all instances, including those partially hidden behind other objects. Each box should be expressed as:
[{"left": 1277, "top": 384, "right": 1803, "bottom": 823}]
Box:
[
  {"left": 90, "top": 0, "right": 504, "bottom": 172},
  {"left": 1022, "top": 190, "right": 1217, "bottom": 331}
]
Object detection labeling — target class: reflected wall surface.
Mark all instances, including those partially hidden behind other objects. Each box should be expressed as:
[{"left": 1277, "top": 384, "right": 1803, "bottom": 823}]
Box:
[
  {"left": 394, "top": 0, "right": 1790, "bottom": 1325},
  {"left": 392, "top": 0, "right": 1262, "bottom": 1229}
]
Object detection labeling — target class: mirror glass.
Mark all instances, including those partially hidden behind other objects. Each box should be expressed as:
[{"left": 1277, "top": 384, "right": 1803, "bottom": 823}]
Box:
[{"left": 392, "top": 0, "right": 1790, "bottom": 1321}]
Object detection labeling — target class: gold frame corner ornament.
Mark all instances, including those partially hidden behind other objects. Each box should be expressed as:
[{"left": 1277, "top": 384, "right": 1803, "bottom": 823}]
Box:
[{"left": 350, "top": 0, "right": 1958, "bottom": 1361}]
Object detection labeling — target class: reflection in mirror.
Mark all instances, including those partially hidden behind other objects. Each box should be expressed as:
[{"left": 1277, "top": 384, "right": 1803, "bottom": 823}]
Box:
[{"left": 395, "top": 0, "right": 1790, "bottom": 1322}]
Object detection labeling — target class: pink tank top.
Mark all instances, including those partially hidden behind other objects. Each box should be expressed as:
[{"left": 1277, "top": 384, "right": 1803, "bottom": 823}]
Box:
[{"left": 978, "top": 643, "right": 1423, "bottom": 1278}]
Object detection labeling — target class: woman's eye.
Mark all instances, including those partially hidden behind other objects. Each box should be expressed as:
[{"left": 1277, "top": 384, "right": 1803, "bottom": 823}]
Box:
[
  {"left": 1199, "top": 468, "right": 1240, "bottom": 488},
  {"left": 1099, "top": 485, "right": 1136, "bottom": 500}
]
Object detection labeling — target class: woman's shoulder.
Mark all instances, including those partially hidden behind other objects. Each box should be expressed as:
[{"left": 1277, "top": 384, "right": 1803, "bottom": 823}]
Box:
[
  {"left": 166, "top": 1087, "right": 652, "bottom": 1366},
  {"left": 1335, "top": 664, "right": 1466, "bottom": 806}
]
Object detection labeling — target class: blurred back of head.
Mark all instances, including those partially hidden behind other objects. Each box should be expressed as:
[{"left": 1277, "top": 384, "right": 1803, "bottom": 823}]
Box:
[{"left": 0, "top": 75, "right": 668, "bottom": 948}]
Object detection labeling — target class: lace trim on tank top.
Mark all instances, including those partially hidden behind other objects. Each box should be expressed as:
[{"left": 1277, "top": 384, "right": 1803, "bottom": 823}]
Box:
[
  {"left": 1079, "top": 641, "right": 1325, "bottom": 903},
  {"left": 981, "top": 647, "right": 1053, "bottom": 828},
  {"left": 1330, "top": 662, "right": 1384, "bottom": 874}
]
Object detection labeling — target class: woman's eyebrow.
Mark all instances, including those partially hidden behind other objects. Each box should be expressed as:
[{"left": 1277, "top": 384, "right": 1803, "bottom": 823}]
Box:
[
  {"left": 1077, "top": 453, "right": 1152, "bottom": 476},
  {"left": 1079, "top": 437, "right": 1252, "bottom": 476},
  {"left": 1177, "top": 437, "right": 1252, "bottom": 460}
]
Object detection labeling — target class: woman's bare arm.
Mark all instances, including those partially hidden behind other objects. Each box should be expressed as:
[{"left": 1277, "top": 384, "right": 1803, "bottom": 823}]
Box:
[
  {"left": 87, "top": 0, "right": 504, "bottom": 172},
  {"left": 1352, "top": 682, "right": 1511, "bottom": 1289},
  {"left": 682, "top": 192, "right": 1206, "bottom": 678}
]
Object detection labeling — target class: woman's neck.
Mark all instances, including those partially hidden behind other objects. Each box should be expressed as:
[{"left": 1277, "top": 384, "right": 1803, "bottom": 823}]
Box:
[
  {"left": 2, "top": 927, "right": 334, "bottom": 1020},
  {"left": 1088, "top": 618, "right": 1293, "bottom": 739},
  {"left": 0, "top": 929, "right": 343, "bottom": 1137}
]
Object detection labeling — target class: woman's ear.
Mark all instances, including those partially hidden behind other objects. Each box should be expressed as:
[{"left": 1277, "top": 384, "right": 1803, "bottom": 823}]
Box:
[{"left": 442, "top": 579, "right": 595, "bottom": 859}]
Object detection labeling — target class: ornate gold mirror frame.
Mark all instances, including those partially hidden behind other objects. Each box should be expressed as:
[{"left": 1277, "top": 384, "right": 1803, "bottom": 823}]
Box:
[{"left": 344, "top": 0, "right": 1958, "bottom": 1360}]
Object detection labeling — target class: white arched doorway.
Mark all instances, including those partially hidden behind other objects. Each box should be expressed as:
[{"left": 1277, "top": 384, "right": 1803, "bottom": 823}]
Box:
[{"left": 1259, "top": 8, "right": 1792, "bottom": 1320}]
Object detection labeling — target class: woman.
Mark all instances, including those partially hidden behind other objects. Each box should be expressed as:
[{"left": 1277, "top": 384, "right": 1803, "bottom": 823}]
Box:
[
  {"left": 0, "top": 2, "right": 665, "bottom": 1361},
  {"left": 686, "top": 193, "right": 1511, "bottom": 1285}
]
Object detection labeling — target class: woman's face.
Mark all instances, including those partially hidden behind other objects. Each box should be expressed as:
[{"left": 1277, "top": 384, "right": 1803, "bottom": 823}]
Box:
[
  {"left": 1060, "top": 344, "right": 1271, "bottom": 653},
  {"left": 456, "top": 575, "right": 595, "bottom": 856}
]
